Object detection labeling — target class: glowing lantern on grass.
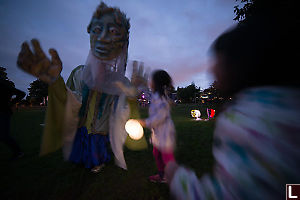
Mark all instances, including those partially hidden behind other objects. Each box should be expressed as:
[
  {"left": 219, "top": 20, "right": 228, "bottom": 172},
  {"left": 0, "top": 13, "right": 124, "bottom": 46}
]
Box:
[
  {"left": 207, "top": 108, "right": 216, "bottom": 119},
  {"left": 191, "top": 110, "right": 201, "bottom": 120},
  {"left": 125, "top": 119, "right": 144, "bottom": 140}
]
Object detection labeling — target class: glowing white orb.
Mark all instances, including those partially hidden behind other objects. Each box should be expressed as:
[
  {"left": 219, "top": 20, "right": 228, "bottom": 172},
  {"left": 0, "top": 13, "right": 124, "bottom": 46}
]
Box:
[
  {"left": 125, "top": 119, "right": 144, "bottom": 140},
  {"left": 191, "top": 110, "right": 201, "bottom": 119}
]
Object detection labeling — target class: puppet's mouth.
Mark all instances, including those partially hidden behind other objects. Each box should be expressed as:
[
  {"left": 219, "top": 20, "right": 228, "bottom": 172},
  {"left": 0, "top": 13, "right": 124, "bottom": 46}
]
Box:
[{"left": 95, "top": 46, "right": 110, "bottom": 54}]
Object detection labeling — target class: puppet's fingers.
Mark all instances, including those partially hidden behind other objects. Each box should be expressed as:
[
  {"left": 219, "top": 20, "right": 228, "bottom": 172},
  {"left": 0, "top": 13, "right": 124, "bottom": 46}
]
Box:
[
  {"left": 31, "top": 39, "right": 47, "bottom": 60},
  {"left": 49, "top": 48, "right": 62, "bottom": 68},
  {"left": 143, "top": 67, "right": 150, "bottom": 82},
  {"left": 138, "top": 62, "right": 144, "bottom": 77},
  {"left": 132, "top": 60, "right": 138, "bottom": 78},
  {"left": 17, "top": 42, "right": 34, "bottom": 73}
]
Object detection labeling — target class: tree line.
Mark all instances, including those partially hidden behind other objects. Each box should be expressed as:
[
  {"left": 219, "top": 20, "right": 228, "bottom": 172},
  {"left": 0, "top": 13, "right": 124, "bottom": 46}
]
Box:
[
  {"left": 2, "top": 66, "right": 225, "bottom": 106},
  {"left": 1, "top": 67, "right": 48, "bottom": 106}
]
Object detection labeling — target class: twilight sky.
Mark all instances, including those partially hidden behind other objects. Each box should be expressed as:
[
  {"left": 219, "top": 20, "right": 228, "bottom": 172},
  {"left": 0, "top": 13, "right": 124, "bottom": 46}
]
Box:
[{"left": 0, "top": 0, "right": 238, "bottom": 93}]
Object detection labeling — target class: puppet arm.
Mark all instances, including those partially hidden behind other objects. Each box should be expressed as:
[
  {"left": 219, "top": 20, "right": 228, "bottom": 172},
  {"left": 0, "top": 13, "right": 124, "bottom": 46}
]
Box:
[
  {"left": 40, "top": 76, "right": 67, "bottom": 156},
  {"left": 40, "top": 66, "right": 83, "bottom": 157}
]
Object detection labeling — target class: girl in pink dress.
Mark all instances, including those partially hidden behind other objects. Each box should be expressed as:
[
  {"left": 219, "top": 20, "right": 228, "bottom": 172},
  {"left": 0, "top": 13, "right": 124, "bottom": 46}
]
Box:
[{"left": 139, "top": 70, "right": 176, "bottom": 183}]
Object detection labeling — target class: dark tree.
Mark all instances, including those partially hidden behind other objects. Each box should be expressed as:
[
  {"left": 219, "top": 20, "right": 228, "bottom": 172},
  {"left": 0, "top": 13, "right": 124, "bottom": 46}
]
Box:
[
  {"left": 177, "top": 82, "right": 200, "bottom": 103},
  {"left": 234, "top": 0, "right": 297, "bottom": 23},
  {"left": 0, "top": 66, "right": 15, "bottom": 88},
  {"left": 28, "top": 79, "right": 48, "bottom": 105},
  {"left": 203, "top": 81, "right": 220, "bottom": 99},
  {"left": 233, "top": 0, "right": 255, "bottom": 23}
]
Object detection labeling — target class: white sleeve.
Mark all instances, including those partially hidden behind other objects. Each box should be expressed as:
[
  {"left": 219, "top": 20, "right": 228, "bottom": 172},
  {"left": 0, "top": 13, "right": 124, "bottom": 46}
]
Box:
[
  {"left": 62, "top": 88, "right": 81, "bottom": 160},
  {"left": 109, "top": 94, "right": 129, "bottom": 170},
  {"left": 145, "top": 101, "right": 168, "bottom": 128}
]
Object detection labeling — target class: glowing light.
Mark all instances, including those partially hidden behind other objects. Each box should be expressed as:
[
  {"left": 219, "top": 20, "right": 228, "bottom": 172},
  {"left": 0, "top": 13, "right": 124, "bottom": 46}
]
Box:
[
  {"left": 125, "top": 119, "right": 144, "bottom": 140},
  {"left": 210, "top": 109, "right": 215, "bottom": 118},
  {"left": 207, "top": 108, "right": 216, "bottom": 119},
  {"left": 191, "top": 110, "right": 201, "bottom": 120}
]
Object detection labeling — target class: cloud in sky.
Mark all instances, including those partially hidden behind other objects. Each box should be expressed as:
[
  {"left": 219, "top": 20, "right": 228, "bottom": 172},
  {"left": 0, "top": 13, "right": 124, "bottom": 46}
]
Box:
[{"left": 0, "top": 0, "right": 237, "bottom": 93}]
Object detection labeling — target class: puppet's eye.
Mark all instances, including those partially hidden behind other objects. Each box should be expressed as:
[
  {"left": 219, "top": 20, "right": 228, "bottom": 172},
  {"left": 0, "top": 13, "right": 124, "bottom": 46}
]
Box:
[
  {"left": 109, "top": 27, "right": 120, "bottom": 35},
  {"left": 93, "top": 26, "right": 102, "bottom": 34}
]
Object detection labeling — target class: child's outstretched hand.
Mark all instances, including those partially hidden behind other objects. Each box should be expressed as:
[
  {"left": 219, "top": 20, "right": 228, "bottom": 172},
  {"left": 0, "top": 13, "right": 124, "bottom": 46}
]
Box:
[{"left": 137, "top": 119, "right": 146, "bottom": 127}]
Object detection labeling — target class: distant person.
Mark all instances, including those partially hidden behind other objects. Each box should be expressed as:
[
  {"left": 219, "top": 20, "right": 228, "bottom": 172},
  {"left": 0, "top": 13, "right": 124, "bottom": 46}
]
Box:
[
  {"left": 0, "top": 80, "right": 25, "bottom": 159},
  {"left": 138, "top": 70, "right": 176, "bottom": 183},
  {"left": 165, "top": 13, "right": 300, "bottom": 200}
]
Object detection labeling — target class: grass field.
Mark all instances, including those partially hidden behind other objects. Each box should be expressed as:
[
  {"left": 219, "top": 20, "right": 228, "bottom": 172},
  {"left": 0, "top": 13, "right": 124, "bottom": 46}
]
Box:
[{"left": 0, "top": 104, "right": 215, "bottom": 200}]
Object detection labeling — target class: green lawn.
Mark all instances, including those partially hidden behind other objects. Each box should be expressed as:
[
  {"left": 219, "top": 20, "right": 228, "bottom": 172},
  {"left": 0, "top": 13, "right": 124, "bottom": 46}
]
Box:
[{"left": 0, "top": 104, "right": 215, "bottom": 200}]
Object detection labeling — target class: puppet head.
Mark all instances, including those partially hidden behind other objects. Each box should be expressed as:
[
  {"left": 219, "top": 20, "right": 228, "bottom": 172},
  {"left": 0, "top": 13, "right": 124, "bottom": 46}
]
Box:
[
  {"left": 82, "top": 2, "right": 130, "bottom": 95},
  {"left": 87, "top": 2, "right": 130, "bottom": 61}
]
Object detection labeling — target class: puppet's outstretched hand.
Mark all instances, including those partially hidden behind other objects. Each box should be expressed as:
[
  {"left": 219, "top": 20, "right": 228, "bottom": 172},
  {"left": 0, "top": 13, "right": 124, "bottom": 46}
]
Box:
[
  {"left": 130, "top": 60, "right": 148, "bottom": 90},
  {"left": 115, "top": 60, "right": 149, "bottom": 97},
  {"left": 17, "top": 39, "right": 62, "bottom": 84}
]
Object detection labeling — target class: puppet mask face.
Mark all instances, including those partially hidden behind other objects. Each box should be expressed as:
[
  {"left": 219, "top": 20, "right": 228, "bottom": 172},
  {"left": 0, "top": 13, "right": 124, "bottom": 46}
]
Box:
[{"left": 89, "top": 13, "right": 127, "bottom": 60}]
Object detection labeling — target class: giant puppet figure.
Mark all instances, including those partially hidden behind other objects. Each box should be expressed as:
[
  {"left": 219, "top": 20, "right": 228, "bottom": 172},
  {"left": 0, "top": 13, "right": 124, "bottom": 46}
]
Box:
[{"left": 17, "top": 2, "right": 146, "bottom": 172}]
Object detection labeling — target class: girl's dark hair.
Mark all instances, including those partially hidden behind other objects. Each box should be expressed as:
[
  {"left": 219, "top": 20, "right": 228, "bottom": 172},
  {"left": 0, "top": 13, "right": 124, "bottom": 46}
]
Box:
[
  {"left": 211, "top": 12, "right": 299, "bottom": 97},
  {"left": 152, "top": 70, "right": 174, "bottom": 97}
]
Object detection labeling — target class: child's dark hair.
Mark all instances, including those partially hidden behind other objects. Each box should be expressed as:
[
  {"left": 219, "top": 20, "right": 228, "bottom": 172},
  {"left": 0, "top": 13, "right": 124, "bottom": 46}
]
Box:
[{"left": 151, "top": 70, "right": 173, "bottom": 97}]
